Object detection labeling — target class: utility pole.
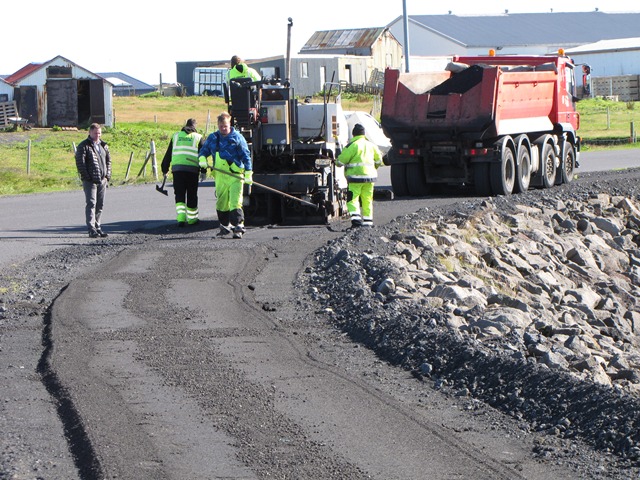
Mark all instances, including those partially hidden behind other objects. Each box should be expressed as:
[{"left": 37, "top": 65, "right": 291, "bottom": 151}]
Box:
[{"left": 402, "top": 0, "right": 410, "bottom": 73}]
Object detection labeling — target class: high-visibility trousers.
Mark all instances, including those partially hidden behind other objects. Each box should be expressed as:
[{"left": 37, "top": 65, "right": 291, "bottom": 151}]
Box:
[
  {"left": 214, "top": 158, "right": 243, "bottom": 213},
  {"left": 347, "top": 182, "right": 374, "bottom": 225}
]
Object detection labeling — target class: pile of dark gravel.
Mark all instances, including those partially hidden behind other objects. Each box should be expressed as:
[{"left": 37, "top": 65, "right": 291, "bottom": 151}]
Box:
[{"left": 304, "top": 168, "right": 640, "bottom": 473}]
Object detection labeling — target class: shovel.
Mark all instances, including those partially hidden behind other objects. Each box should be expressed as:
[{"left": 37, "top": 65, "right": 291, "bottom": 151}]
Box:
[
  {"left": 209, "top": 167, "right": 319, "bottom": 210},
  {"left": 156, "top": 174, "right": 168, "bottom": 196}
]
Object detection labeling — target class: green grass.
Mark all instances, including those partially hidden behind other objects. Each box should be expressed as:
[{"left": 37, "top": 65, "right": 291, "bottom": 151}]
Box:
[
  {"left": 0, "top": 124, "right": 177, "bottom": 196},
  {"left": 577, "top": 98, "right": 639, "bottom": 147},
  {"left": 0, "top": 95, "right": 638, "bottom": 197}
]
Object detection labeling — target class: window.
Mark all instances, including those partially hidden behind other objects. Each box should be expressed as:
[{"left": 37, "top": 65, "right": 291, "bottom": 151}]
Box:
[
  {"left": 344, "top": 64, "right": 352, "bottom": 85},
  {"left": 300, "top": 62, "right": 308, "bottom": 79},
  {"left": 46, "top": 66, "right": 72, "bottom": 79}
]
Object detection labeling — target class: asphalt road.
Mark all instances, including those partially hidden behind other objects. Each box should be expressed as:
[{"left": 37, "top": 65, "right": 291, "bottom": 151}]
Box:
[
  {"left": 0, "top": 148, "right": 636, "bottom": 270},
  {"left": 0, "top": 148, "right": 638, "bottom": 479}
]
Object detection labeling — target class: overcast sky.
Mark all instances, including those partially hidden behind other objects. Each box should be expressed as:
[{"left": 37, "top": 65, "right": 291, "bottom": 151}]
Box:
[{"left": 2, "top": 0, "right": 638, "bottom": 85}]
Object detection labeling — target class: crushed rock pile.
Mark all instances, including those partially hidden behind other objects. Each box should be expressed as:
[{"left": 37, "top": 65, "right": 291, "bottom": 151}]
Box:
[{"left": 305, "top": 180, "right": 640, "bottom": 467}]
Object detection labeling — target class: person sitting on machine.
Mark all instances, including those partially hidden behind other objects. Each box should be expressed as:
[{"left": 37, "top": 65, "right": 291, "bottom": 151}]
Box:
[{"left": 226, "top": 55, "right": 261, "bottom": 127}]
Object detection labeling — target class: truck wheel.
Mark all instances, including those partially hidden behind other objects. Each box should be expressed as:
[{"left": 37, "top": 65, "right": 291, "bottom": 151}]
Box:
[
  {"left": 406, "top": 163, "right": 430, "bottom": 196},
  {"left": 560, "top": 142, "right": 576, "bottom": 184},
  {"left": 490, "top": 146, "right": 515, "bottom": 195},
  {"left": 541, "top": 142, "right": 557, "bottom": 188},
  {"left": 513, "top": 144, "right": 531, "bottom": 193},
  {"left": 390, "top": 164, "right": 409, "bottom": 197},
  {"left": 473, "top": 162, "right": 491, "bottom": 196}
]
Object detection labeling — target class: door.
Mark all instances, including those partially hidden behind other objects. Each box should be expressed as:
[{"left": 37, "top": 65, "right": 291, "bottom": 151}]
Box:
[
  {"left": 15, "top": 86, "right": 38, "bottom": 125},
  {"left": 88, "top": 79, "right": 106, "bottom": 124},
  {"left": 46, "top": 79, "right": 77, "bottom": 127}
]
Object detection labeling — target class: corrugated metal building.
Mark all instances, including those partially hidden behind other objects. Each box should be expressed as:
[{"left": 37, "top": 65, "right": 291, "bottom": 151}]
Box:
[
  {"left": 299, "top": 27, "right": 402, "bottom": 93},
  {"left": 177, "top": 57, "right": 286, "bottom": 96},
  {"left": 289, "top": 55, "right": 371, "bottom": 97},
  {"left": 177, "top": 28, "right": 402, "bottom": 98},
  {"left": 177, "top": 60, "right": 226, "bottom": 96},
  {"left": 566, "top": 37, "right": 640, "bottom": 100},
  {"left": 97, "top": 72, "right": 155, "bottom": 97},
  {"left": 4, "top": 55, "right": 113, "bottom": 128},
  {"left": 387, "top": 11, "right": 640, "bottom": 58},
  {"left": 566, "top": 37, "right": 640, "bottom": 77}
]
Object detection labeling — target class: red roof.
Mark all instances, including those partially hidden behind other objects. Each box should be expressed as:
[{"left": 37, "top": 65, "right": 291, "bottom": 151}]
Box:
[{"left": 4, "top": 63, "right": 43, "bottom": 84}]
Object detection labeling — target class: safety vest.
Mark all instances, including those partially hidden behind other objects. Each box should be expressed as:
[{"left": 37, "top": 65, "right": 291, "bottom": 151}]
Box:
[
  {"left": 336, "top": 135, "right": 382, "bottom": 182},
  {"left": 227, "top": 63, "right": 261, "bottom": 83},
  {"left": 171, "top": 131, "right": 203, "bottom": 168}
]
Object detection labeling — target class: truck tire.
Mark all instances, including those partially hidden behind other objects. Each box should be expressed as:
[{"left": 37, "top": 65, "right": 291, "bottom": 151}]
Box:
[
  {"left": 406, "top": 163, "right": 430, "bottom": 196},
  {"left": 390, "top": 164, "right": 409, "bottom": 197},
  {"left": 513, "top": 142, "right": 531, "bottom": 193},
  {"left": 541, "top": 142, "right": 557, "bottom": 188},
  {"left": 559, "top": 142, "right": 576, "bottom": 184},
  {"left": 473, "top": 162, "right": 491, "bottom": 196},
  {"left": 490, "top": 145, "right": 515, "bottom": 195}
]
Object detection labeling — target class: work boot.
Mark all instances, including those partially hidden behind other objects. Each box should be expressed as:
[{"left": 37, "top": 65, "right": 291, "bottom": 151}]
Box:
[
  {"left": 88, "top": 229, "right": 99, "bottom": 238},
  {"left": 216, "top": 225, "right": 232, "bottom": 237},
  {"left": 96, "top": 228, "right": 109, "bottom": 237},
  {"left": 232, "top": 225, "right": 246, "bottom": 239}
]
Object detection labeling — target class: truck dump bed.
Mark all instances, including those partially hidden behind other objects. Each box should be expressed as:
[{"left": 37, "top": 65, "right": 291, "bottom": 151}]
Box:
[{"left": 381, "top": 61, "right": 560, "bottom": 140}]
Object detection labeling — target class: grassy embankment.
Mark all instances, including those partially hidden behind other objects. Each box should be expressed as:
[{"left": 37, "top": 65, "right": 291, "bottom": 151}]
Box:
[{"left": 0, "top": 95, "right": 637, "bottom": 196}]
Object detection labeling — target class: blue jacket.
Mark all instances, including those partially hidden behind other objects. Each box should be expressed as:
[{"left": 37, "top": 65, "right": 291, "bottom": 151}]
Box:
[{"left": 199, "top": 128, "right": 252, "bottom": 171}]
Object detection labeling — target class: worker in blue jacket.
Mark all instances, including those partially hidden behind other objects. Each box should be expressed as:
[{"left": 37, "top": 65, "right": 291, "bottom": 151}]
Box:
[{"left": 198, "top": 111, "right": 253, "bottom": 238}]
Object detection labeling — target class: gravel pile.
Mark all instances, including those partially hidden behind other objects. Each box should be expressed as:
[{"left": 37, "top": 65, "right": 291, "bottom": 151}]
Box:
[{"left": 304, "top": 168, "right": 640, "bottom": 472}]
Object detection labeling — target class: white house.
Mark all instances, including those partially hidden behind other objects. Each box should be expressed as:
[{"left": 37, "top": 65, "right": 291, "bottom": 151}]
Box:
[
  {"left": 0, "top": 78, "right": 14, "bottom": 102},
  {"left": 3, "top": 55, "right": 113, "bottom": 128}
]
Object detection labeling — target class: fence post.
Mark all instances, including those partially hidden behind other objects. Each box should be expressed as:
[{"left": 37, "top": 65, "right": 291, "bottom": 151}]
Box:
[
  {"left": 27, "top": 140, "right": 31, "bottom": 175},
  {"left": 137, "top": 151, "right": 150, "bottom": 178},
  {"left": 150, "top": 140, "right": 158, "bottom": 180},
  {"left": 632, "top": 121, "right": 637, "bottom": 143},
  {"left": 125, "top": 152, "right": 134, "bottom": 180},
  {"left": 607, "top": 107, "right": 610, "bottom": 129}
]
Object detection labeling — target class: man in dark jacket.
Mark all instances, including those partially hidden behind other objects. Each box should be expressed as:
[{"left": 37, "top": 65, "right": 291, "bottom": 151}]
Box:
[
  {"left": 75, "top": 123, "right": 111, "bottom": 238},
  {"left": 161, "top": 119, "right": 205, "bottom": 227}
]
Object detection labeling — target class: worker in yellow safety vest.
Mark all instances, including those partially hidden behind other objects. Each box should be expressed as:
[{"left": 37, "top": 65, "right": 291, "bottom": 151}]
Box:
[
  {"left": 226, "top": 55, "right": 261, "bottom": 84},
  {"left": 161, "top": 118, "right": 205, "bottom": 227},
  {"left": 336, "top": 123, "right": 383, "bottom": 228}
]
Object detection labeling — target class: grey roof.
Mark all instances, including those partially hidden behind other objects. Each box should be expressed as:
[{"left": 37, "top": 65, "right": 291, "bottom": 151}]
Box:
[
  {"left": 405, "top": 12, "right": 640, "bottom": 48},
  {"left": 566, "top": 37, "right": 640, "bottom": 54},
  {"left": 97, "top": 72, "right": 154, "bottom": 91},
  {"left": 300, "top": 27, "right": 389, "bottom": 55}
]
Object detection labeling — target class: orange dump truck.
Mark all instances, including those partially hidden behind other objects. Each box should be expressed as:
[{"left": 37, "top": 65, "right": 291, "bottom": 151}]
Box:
[{"left": 381, "top": 54, "right": 581, "bottom": 196}]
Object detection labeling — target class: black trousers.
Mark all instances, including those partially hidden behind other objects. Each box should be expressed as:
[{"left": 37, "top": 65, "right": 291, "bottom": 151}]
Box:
[{"left": 172, "top": 171, "right": 199, "bottom": 209}]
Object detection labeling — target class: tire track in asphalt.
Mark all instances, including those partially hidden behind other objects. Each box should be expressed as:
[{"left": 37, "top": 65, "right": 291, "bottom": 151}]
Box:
[
  {"left": 47, "top": 227, "right": 570, "bottom": 479},
  {"left": 218, "top": 235, "right": 530, "bottom": 480}
]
